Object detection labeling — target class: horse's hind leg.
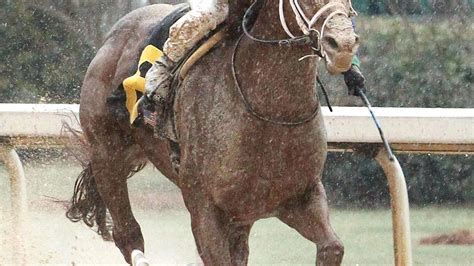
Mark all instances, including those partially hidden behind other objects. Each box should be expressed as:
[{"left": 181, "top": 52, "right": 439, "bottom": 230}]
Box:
[
  {"left": 90, "top": 144, "right": 146, "bottom": 264},
  {"left": 277, "top": 181, "right": 344, "bottom": 265}
]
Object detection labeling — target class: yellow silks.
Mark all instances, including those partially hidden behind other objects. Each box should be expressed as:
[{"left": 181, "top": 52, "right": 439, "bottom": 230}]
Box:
[{"left": 123, "top": 44, "right": 163, "bottom": 124}]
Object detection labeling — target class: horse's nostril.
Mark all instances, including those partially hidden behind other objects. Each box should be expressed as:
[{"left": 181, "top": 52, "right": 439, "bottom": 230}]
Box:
[
  {"left": 324, "top": 36, "right": 339, "bottom": 49},
  {"left": 354, "top": 35, "right": 360, "bottom": 45}
]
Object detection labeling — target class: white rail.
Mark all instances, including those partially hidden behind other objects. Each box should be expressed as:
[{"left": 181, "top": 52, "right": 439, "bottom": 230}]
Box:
[
  {"left": 324, "top": 107, "right": 473, "bottom": 147},
  {"left": 1, "top": 104, "right": 473, "bottom": 152},
  {"left": 0, "top": 104, "right": 80, "bottom": 137},
  {"left": 1, "top": 104, "right": 473, "bottom": 265}
]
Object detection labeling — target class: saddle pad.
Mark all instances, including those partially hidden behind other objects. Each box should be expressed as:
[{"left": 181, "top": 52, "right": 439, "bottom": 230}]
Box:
[{"left": 122, "top": 4, "right": 190, "bottom": 123}]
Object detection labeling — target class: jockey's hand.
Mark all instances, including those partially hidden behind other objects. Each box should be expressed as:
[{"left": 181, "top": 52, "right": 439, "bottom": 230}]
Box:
[{"left": 343, "top": 64, "right": 366, "bottom": 96}]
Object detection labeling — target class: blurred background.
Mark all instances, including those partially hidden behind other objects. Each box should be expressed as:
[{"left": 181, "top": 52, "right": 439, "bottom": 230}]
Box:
[{"left": 1, "top": 0, "right": 473, "bottom": 264}]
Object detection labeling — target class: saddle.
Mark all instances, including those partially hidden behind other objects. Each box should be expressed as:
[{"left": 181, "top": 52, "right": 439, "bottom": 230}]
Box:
[{"left": 120, "top": 4, "right": 226, "bottom": 142}]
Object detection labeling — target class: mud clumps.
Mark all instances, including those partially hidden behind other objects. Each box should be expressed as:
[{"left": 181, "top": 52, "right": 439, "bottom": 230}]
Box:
[{"left": 420, "top": 229, "right": 474, "bottom": 245}]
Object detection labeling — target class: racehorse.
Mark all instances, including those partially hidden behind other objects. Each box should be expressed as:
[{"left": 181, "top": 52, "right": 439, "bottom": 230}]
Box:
[{"left": 66, "top": 0, "right": 359, "bottom": 264}]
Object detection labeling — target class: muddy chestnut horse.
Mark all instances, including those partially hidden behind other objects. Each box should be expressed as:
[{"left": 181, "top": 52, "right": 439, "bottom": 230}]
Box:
[{"left": 67, "top": 0, "right": 359, "bottom": 264}]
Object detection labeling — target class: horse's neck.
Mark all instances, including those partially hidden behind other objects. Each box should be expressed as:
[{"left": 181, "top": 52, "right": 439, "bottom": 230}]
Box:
[
  {"left": 251, "top": 0, "right": 301, "bottom": 38},
  {"left": 235, "top": 1, "right": 320, "bottom": 120}
]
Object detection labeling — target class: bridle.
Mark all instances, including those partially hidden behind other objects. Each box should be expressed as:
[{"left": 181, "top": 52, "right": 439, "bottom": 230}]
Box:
[
  {"left": 233, "top": 0, "right": 357, "bottom": 126},
  {"left": 242, "top": 0, "right": 357, "bottom": 58}
]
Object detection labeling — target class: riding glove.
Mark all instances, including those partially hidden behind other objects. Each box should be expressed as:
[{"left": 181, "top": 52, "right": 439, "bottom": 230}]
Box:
[{"left": 343, "top": 64, "right": 366, "bottom": 96}]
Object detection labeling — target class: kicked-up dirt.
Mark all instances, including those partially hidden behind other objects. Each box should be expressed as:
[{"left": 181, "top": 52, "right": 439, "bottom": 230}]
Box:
[{"left": 420, "top": 229, "right": 474, "bottom": 245}]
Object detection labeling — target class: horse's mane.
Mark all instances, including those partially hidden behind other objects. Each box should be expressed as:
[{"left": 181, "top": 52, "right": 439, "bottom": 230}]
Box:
[{"left": 227, "top": 1, "right": 254, "bottom": 33}]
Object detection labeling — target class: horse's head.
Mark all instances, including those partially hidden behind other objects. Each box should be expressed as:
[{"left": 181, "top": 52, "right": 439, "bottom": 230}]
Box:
[{"left": 284, "top": 0, "right": 360, "bottom": 74}]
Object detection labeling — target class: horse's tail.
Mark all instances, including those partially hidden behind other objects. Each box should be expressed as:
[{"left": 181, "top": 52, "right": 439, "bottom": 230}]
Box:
[
  {"left": 65, "top": 163, "right": 112, "bottom": 240},
  {"left": 62, "top": 121, "right": 113, "bottom": 241}
]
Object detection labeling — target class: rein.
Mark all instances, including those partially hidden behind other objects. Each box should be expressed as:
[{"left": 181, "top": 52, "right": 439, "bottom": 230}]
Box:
[{"left": 231, "top": 34, "right": 321, "bottom": 126}]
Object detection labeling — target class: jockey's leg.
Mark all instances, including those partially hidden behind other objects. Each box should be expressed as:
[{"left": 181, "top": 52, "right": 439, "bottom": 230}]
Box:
[
  {"left": 144, "top": 0, "right": 228, "bottom": 99},
  {"left": 164, "top": 0, "right": 229, "bottom": 63}
]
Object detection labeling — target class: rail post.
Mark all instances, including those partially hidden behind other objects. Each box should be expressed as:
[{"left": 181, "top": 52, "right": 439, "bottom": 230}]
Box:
[
  {"left": 375, "top": 148, "right": 413, "bottom": 266},
  {"left": 0, "top": 145, "right": 28, "bottom": 264}
]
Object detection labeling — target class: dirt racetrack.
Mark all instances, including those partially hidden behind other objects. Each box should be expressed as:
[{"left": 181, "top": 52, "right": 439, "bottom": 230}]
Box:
[{"left": 1, "top": 162, "right": 473, "bottom": 265}]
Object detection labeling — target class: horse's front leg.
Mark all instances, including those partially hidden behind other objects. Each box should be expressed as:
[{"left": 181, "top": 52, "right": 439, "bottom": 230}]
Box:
[
  {"left": 183, "top": 194, "right": 236, "bottom": 265},
  {"left": 228, "top": 224, "right": 253, "bottom": 265},
  {"left": 277, "top": 181, "right": 344, "bottom": 266},
  {"left": 92, "top": 151, "right": 144, "bottom": 264}
]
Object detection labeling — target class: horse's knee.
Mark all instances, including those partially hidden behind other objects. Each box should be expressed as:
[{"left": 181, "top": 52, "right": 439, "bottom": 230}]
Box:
[{"left": 317, "top": 240, "right": 344, "bottom": 265}]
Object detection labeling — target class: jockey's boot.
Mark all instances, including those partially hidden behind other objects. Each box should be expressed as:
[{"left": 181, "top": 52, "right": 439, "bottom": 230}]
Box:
[
  {"left": 145, "top": 55, "right": 175, "bottom": 104},
  {"left": 143, "top": 55, "right": 176, "bottom": 138}
]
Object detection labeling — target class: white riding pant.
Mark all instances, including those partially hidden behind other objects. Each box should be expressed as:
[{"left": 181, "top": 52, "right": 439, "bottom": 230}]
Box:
[{"left": 164, "top": 0, "right": 229, "bottom": 62}]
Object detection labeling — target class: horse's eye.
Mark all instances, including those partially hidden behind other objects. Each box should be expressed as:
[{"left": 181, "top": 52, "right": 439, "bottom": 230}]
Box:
[{"left": 324, "top": 36, "right": 339, "bottom": 49}]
